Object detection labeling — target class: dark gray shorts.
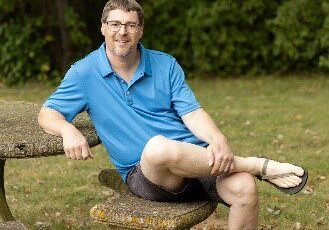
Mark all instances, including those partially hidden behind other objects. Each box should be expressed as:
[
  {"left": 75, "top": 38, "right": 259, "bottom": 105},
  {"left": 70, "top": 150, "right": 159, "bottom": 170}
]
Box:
[{"left": 126, "top": 164, "right": 229, "bottom": 206}]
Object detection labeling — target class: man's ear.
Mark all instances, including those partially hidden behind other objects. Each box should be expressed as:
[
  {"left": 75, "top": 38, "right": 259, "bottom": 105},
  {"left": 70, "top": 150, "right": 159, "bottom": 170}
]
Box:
[
  {"left": 139, "top": 26, "right": 144, "bottom": 40},
  {"left": 101, "top": 23, "right": 106, "bottom": 36}
]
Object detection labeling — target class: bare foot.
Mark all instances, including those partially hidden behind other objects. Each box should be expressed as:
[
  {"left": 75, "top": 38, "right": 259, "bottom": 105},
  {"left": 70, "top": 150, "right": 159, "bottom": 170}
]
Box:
[{"left": 256, "top": 158, "right": 304, "bottom": 188}]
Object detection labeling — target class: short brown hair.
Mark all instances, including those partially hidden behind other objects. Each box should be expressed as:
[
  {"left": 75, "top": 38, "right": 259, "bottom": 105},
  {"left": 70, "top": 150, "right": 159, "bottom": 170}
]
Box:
[{"left": 101, "top": 0, "right": 144, "bottom": 26}]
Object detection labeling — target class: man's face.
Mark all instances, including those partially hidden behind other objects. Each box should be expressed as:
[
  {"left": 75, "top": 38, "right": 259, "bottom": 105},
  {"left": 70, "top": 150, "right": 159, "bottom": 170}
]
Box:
[{"left": 101, "top": 9, "right": 143, "bottom": 58}]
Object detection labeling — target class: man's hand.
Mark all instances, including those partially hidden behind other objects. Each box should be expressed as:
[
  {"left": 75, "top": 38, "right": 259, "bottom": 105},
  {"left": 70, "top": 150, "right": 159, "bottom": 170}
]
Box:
[
  {"left": 206, "top": 138, "right": 234, "bottom": 176},
  {"left": 61, "top": 124, "right": 94, "bottom": 160}
]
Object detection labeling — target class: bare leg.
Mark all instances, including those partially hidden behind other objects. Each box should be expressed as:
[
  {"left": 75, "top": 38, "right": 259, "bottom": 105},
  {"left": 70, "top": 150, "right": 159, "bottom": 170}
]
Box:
[
  {"left": 140, "top": 135, "right": 304, "bottom": 230},
  {"left": 216, "top": 173, "right": 259, "bottom": 230},
  {"left": 141, "top": 136, "right": 260, "bottom": 229},
  {"left": 141, "top": 136, "right": 303, "bottom": 190}
]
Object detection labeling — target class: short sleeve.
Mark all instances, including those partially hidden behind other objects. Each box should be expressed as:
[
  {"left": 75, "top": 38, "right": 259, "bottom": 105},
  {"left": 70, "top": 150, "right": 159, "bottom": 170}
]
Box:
[
  {"left": 43, "top": 65, "right": 88, "bottom": 122},
  {"left": 169, "top": 59, "right": 201, "bottom": 116}
]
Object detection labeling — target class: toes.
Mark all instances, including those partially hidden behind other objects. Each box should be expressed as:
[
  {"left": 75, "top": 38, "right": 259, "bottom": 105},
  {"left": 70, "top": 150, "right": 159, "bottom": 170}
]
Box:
[
  {"left": 271, "top": 176, "right": 302, "bottom": 188},
  {"left": 294, "top": 167, "right": 304, "bottom": 177},
  {"left": 286, "top": 176, "right": 302, "bottom": 187},
  {"left": 285, "top": 181, "right": 297, "bottom": 188},
  {"left": 277, "top": 180, "right": 291, "bottom": 188},
  {"left": 286, "top": 163, "right": 304, "bottom": 177}
]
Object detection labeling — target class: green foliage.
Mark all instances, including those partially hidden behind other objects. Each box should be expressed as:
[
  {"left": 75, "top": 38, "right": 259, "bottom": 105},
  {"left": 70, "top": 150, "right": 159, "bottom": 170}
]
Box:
[
  {"left": 319, "top": 1, "right": 329, "bottom": 71},
  {"left": 141, "top": 0, "right": 328, "bottom": 76},
  {"left": 186, "top": 0, "right": 279, "bottom": 75},
  {"left": 269, "top": 0, "right": 329, "bottom": 73},
  {"left": 0, "top": 16, "right": 51, "bottom": 85},
  {"left": 141, "top": 0, "right": 281, "bottom": 75},
  {"left": 0, "top": 0, "right": 90, "bottom": 86},
  {"left": 142, "top": 0, "right": 194, "bottom": 70},
  {"left": 1, "top": 0, "right": 328, "bottom": 85},
  {"left": 64, "top": 6, "right": 91, "bottom": 58}
]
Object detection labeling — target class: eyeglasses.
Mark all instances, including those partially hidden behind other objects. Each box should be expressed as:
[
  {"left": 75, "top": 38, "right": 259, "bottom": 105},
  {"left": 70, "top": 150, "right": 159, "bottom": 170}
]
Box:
[{"left": 106, "top": 21, "right": 141, "bottom": 33}]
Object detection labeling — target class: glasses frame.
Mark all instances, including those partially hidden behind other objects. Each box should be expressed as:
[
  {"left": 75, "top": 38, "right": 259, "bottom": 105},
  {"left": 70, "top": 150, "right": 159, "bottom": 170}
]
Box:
[{"left": 106, "top": 21, "right": 141, "bottom": 34}]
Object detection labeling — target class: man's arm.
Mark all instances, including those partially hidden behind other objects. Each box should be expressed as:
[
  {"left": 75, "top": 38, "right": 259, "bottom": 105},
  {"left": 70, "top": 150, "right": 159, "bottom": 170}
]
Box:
[
  {"left": 38, "top": 107, "right": 93, "bottom": 160},
  {"left": 182, "top": 108, "right": 234, "bottom": 175}
]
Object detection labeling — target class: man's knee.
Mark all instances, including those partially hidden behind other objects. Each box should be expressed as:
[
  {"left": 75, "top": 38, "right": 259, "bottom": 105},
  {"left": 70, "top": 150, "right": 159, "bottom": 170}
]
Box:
[
  {"left": 141, "top": 135, "right": 181, "bottom": 167},
  {"left": 226, "top": 173, "right": 258, "bottom": 206}
]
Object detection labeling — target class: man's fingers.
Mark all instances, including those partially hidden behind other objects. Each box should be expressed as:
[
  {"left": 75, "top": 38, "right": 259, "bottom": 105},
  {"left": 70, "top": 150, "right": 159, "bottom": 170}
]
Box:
[
  {"left": 81, "top": 141, "right": 94, "bottom": 160},
  {"left": 81, "top": 146, "right": 90, "bottom": 160},
  {"left": 62, "top": 128, "right": 89, "bottom": 160},
  {"left": 229, "top": 162, "right": 235, "bottom": 173},
  {"left": 222, "top": 160, "right": 233, "bottom": 174},
  {"left": 206, "top": 147, "right": 214, "bottom": 166},
  {"left": 211, "top": 155, "right": 222, "bottom": 176},
  {"left": 64, "top": 147, "right": 70, "bottom": 159},
  {"left": 88, "top": 149, "right": 94, "bottom": 159},
  {"left": 69, "top": 149, "right": 76, "bottom": 160},
  {"left": 63, "top": 141, "right": 92, "bottom": 161},
  {"left": 74, "top": 145, "right": 83, "bottom": 160},
  {"left": 218, "top": 157, "right": 229, "bottom": 174}
]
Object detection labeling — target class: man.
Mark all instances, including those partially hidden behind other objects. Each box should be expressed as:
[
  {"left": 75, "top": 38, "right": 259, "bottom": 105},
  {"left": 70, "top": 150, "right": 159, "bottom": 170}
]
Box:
[{"left": 38, "top": 0, "right": 307, "bottom": 229}]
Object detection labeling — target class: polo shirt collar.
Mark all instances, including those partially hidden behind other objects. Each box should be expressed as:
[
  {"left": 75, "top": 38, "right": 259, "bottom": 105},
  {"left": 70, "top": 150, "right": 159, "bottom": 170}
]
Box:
[
  {"left": 139, "top": 43, "right": 152, "bottom": 77},
  {"left": 97, "top": 42, "right": 152, "bottom": 78}
]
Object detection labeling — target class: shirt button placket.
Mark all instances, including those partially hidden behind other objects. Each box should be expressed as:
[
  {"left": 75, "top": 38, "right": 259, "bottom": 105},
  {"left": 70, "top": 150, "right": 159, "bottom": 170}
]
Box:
[{"left": 126, "top": 90, "right": 133, "bottom": 105}]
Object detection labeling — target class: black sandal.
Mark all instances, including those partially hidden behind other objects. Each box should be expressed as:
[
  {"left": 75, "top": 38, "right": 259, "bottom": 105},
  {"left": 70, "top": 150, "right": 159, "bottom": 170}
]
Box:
[{"left": 256, "top": 158, "right": 308, "bottom": 195}]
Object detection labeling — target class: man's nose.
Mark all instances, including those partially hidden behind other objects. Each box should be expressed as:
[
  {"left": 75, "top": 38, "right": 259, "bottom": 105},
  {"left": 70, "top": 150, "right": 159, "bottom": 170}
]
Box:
[{"left": 118, "top": 25, "right": 128, "bottom": 35}]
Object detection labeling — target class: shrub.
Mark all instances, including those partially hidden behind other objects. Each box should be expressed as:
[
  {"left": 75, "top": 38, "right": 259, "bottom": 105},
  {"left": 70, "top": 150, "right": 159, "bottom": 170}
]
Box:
[
  {"left": 1, "top": 0, "right": 328, "bottom": 85},
  {"left": 269, "top": 0, "right": 329, "bottom": 73},
  {"left": 0, "top": 1, "right": 90, "bottom": 86},
  {"left": 142, "top": 0, "right": 281, "bottom": 75}
]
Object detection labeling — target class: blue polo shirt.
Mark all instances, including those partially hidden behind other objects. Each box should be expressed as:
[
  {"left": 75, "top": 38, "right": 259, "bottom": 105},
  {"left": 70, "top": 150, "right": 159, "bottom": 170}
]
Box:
[{"left": 44, "top": 43, "right": 207, "bottom": 182}]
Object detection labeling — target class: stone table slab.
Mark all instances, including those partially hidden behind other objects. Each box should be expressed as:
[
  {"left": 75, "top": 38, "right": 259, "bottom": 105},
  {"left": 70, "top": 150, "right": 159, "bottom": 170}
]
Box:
[
  {"left": 0, "top": 100, "right": 101, "bottom": 224},
  {"left": 0, "top": 100, "right": 100, "bottom": 159}
]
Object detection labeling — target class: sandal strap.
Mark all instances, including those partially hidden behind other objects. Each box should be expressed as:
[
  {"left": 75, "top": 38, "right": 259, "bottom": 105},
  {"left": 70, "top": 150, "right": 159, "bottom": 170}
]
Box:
[
  {"left": 260, "top": 158, "right": 295, "bottom": 180},
  {"left": 262, "top": 158, "right": 270, "bottom": 175}
]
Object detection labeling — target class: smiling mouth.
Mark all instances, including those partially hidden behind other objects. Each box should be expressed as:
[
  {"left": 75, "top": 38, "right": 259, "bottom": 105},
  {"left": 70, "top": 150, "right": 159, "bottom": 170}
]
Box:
[{"left": 116, "top": 40, "right": 129, "bottom": 43}]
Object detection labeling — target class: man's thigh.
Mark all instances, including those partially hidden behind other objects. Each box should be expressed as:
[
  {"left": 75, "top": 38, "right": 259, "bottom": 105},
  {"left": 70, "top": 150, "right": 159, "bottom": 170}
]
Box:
[
  {"left": 139, "top": 135, "right": 210, "bottom": 191},
  {"left": 139, "top": 135, "right": 186, "bottom": 191}
]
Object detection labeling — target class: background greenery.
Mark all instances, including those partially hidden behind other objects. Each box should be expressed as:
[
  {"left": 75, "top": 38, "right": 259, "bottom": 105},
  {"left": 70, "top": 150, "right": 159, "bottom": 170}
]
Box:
[
  {"left": 1, "top": 76, "right": 328, "bottom": 229},
  {"left": 1, "top": 0, "right": 329, "bottom": 86}
]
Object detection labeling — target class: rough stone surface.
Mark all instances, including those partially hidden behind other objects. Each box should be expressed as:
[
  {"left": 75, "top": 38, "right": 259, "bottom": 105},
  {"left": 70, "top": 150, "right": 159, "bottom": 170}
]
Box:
[
  {"left": 0, "top": 221, "right": 28, "bottom": 230},
  {"left": 0, "top": 100, "right": 100, "bottom": 159},
  {"left": 91, "top": 196, "right": 217, "bottom": 230},
  {"left": 91, "top": 169, "right": 218, "bottom": 229},
  {"left": 98, "top": 169, "right": 129, "bottom": 193}
]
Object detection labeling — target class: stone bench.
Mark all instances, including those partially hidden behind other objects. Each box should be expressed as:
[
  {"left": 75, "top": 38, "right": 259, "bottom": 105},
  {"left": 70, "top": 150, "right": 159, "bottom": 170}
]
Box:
[{"left": 90, "top": 169, "right": 218, "bottom": 229}]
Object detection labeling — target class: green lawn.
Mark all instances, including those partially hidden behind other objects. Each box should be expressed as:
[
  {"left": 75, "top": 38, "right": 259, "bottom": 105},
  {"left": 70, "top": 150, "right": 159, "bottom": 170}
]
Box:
[{"left": 1, "top": 76, "right": 328, "bottom": 229}]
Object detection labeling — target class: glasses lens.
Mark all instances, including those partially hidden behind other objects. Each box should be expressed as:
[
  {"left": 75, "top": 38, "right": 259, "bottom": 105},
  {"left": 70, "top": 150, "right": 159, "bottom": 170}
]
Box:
[
  {"left": 127, "top": 26, "right": 138, "bottom": 33},
  {"left": 107, "top": 22, "right": 139, "bottom": 33}
]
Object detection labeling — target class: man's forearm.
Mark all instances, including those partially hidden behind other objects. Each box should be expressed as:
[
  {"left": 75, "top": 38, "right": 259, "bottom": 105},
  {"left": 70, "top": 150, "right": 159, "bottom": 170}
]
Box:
[
  {"left": 182, "top": 108, "right": 227, "bottom": 145},
  {"left": 38, "top": 107, "right": 73, "bottom": 137},
  {"left": 38, "top": 107, "right": 93, "bottom": 160}
]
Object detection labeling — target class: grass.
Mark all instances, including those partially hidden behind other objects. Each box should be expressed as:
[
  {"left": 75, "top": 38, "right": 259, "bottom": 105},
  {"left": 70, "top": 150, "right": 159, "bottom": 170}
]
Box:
[{"left": 1, "top": 76, "right": 328, "bottom": 229}]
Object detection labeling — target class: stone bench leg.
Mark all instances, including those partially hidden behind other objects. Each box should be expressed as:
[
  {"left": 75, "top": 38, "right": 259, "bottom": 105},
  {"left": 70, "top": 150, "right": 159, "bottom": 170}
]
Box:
[{"left": 0, "top": 159, "right": 14, "bottom": 222}]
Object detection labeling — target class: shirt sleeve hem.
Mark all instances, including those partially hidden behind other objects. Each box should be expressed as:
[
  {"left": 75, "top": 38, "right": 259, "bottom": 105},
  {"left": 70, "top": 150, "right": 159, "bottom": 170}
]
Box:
[
  {"left": 177, "top": 104, "right": 202, "bottom": 117},
  {"left": 42, "top": 103, "right": 72, "bottom": 122}
]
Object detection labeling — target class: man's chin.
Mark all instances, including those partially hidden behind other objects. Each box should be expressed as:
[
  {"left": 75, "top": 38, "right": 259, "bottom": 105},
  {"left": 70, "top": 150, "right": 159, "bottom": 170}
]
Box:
[{"left": 114, "top": 48, "right": 131, "bottom": 58}]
